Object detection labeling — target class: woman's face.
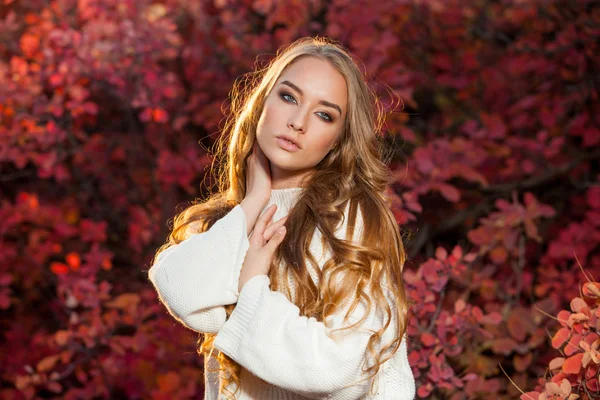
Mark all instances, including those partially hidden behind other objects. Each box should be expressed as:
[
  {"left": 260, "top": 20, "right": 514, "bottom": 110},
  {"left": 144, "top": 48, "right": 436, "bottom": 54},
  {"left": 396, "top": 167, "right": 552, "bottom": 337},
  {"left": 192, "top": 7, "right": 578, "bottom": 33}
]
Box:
[{"left": 255, "top": 56, "right": 348, "bottom": 189}]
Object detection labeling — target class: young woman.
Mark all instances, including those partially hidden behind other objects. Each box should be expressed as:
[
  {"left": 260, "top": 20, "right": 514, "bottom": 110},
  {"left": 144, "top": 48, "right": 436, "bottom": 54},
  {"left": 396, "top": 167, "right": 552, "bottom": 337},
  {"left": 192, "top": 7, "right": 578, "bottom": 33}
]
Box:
[{"left": 148, "top": 36, "right": 416, "bottom": 399}]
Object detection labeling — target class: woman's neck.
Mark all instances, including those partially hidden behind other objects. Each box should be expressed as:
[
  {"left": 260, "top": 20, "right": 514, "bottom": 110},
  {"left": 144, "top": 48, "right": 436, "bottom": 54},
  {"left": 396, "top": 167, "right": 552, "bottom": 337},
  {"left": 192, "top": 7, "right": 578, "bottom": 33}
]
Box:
[{"left": 269, "top": 163, "right": 311, "bottom": 189}]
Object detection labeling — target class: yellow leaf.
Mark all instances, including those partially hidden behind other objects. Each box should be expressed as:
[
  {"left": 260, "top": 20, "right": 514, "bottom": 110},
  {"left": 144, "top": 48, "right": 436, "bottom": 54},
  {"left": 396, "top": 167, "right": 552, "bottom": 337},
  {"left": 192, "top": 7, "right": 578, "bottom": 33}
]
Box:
[
  {"left": 559, "top": 378, "right": 572, "bottom": 396},
  {"left": 549, "top": 357, "right": 565, "bottom": 370}
]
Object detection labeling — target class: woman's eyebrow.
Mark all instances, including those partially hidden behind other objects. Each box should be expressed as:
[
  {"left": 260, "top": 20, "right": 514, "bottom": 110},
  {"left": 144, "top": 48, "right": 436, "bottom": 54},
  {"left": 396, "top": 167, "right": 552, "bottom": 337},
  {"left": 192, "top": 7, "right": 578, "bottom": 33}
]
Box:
[{"left": 280, "top": 80, "right": 342, "bottom": 116}]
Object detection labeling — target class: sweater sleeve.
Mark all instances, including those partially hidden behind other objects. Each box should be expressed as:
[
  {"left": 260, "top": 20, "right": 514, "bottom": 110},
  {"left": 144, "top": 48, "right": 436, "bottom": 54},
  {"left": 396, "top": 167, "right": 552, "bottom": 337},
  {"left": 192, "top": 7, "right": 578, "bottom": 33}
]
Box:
[
  {"left": 213, "top": 275, "right": 396, "bottom": 399},
  {"left": 213, "top": 203, "right": 408, "bottom": 399},
  {"left": 148, "top": 204, "right": 249, "bottom": 334}
]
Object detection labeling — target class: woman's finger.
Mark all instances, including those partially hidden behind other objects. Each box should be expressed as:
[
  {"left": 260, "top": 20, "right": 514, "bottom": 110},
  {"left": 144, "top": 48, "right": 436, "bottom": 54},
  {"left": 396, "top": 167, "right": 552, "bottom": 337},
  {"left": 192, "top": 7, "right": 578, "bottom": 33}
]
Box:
[
  {"left": 253, "top": 204, "right": 277, "bottom": 236},
  {"left": 263, "top": 215, "right": 288, "bottom": 241},
  {"left": 264, "top": 226, "right": 286, "bottom": 255}
]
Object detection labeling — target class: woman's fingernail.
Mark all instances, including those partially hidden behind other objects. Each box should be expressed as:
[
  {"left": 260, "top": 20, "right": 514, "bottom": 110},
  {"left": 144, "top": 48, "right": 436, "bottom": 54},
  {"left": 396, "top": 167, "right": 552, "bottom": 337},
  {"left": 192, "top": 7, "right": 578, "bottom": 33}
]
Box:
[{"left": 277, "top": 227, "right": 286, "bottom": 234}]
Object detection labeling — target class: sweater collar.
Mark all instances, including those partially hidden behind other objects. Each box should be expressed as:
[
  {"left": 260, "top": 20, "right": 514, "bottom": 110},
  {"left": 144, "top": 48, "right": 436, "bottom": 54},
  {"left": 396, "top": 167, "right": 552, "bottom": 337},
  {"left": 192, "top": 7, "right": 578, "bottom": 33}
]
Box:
[{"left": 266, "top": 187, "right": 303, "bottom": 216}]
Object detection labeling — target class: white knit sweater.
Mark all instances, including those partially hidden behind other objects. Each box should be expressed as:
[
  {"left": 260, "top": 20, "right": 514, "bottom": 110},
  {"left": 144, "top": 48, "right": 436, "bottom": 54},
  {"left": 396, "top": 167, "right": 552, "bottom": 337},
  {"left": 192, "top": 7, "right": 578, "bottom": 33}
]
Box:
[{"left": 148, "top": 188, "right": 416, "bottom": 399}]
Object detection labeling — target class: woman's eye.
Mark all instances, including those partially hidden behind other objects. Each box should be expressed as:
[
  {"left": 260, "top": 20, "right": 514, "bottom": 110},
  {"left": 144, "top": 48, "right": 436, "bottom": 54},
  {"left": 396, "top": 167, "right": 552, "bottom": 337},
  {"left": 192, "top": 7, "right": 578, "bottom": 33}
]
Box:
[
  {"left": 279, "top": 92, "right": 333, "bottom": 123},
  {"left": 317, "top": 112, "right": 332, "bottom": 122},
  {"left": 280, "top": 93, "right": 296, "bottom": 104}
]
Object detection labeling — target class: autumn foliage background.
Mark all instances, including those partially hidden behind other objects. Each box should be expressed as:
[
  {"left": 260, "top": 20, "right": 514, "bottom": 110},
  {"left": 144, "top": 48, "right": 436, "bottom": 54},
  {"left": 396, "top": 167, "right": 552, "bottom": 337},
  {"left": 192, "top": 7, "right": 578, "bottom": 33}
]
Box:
[{"left": 1, "top": 0, "right": 599, "bottom": 399}]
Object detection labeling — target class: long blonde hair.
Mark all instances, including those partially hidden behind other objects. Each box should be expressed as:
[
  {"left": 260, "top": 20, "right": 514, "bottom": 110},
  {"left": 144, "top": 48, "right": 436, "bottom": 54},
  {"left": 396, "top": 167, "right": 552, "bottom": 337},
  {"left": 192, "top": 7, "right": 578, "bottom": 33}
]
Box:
[{"left": 153, "top": 36, "right": 413, "bottom": 397}]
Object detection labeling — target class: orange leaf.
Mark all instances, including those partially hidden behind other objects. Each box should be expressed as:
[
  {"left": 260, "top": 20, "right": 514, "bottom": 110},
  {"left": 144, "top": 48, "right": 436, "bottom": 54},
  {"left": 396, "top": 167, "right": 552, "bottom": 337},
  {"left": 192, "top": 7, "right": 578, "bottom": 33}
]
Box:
[
  {"left": 105, "top": 293, "right": 140, "bottom": 310},
  {"left": 24, "top": 13, "right": 40, "bottom": 25},
  {"left": 54, "top": 330, "right": 71, "bottom": 346},
  {"left": 552, "top": 327, "right": 570, "bottom": 349},
  {"left": 157, "top": 371, "right": 180, "bottom": 393},
  {"left": 66, "top": 252, "right": 81, "bottom": 271},
  {"left": 20, "top": 33, "right": 39, "bottom": 57},
  {"left": 37, "top": 354, "right": 60, "bottom": 372},
  {"left": 50, "top": 262, "right": 69, "bottom": 275},
  {"left": 562, "top": 353, "right": 584, "bottom": 375},
  {"left": 102, "top": 257, "right": 112, "bottom": 271},
  {"left": 153, "top": 108, "right": 169, "bottom": 123},
  {"left": 565, "top": 333, "right": 582, "bottom": 356}
]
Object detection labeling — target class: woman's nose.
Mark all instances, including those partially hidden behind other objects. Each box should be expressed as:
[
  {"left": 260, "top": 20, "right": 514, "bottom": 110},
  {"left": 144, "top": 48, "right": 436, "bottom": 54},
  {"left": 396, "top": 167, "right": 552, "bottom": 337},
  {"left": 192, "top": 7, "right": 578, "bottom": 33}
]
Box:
[{"left": 287, "top": 113, "right": 306, "bottom": 132}]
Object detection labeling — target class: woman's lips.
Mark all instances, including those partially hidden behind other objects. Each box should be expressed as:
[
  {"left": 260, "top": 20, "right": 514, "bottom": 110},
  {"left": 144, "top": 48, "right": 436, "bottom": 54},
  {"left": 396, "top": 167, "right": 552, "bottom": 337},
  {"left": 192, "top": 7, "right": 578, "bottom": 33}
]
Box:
[{"left": 276, "top": 137, "right": 301, "bottom": 152}]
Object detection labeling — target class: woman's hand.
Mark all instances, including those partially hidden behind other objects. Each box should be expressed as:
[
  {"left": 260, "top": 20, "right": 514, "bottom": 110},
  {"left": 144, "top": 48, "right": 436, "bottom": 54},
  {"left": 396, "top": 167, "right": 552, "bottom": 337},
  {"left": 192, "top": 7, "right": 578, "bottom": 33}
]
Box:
[
  {"left": 240, "top": 141, "right": 273, "bottom": 236},
  {"left": 238, "top": 204, "right": 288, "bottom": 292},
  {"left": 245, "top": 141, "right": 272, "bottom": 204}
]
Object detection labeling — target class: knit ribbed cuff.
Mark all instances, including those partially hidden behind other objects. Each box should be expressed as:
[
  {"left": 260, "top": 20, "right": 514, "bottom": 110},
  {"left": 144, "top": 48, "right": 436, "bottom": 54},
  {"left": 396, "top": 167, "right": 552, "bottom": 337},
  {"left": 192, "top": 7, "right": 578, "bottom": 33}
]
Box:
[{"left": 213, "top": 275, "right": 270, "bottom": 358}]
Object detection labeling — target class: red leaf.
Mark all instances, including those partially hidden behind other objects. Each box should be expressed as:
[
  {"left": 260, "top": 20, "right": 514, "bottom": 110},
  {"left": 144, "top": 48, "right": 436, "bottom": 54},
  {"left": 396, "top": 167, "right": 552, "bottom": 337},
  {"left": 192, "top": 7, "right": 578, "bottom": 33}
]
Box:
[
  {"left": 417, "top": 383, "right": 433, "bottom": 398},
  {"left": 557, "top": 310, "right": 571, "bottom": 327},
  {"left": 140, "top": 107, "right": 153, "bottom": 122},
  {"left": 587, "top": 378, "right": 600, "bottom": 391},
  {"left": 479, "top": 311, "right": 502, "bottom": 325},
  {"left": 437, "top": 183, "right": 461, "bottom": 203},
  {"left": 489, "top": 246, "right": 508, "bottom": 264},
  {"left": 508, "top": 313, "right": 527, "bottom": 341},
  {"left": 420, "top": 332, "right": 437, "bottom": 347},
  {"left": 50, "top": 262, "right": 69, "bottom": 275},
  {"left": 490, "top": 338, "right": 517, "bottom": 355},
  {"left": 588, "top": 186, "right": 600, "bottom": 209},
  {"left": 513, "top": 353, "right": 532, "bottom": 372},
  {"left": 399, "top": 126, "right": 417, "bottom": 143},
  {"left": 583, "top": 127, "right": 600, "bottom": 147},
  {"left": 153, "top": 108, "right": 169, "bottom": 123},
  {"left": 480, "top": 113, "right": 507, "bottom": 139}
]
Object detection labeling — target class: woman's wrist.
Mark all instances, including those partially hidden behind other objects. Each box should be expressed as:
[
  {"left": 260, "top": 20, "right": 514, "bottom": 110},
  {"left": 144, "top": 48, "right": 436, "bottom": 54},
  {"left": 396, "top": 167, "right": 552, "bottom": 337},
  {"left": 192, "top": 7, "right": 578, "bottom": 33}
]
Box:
[{"left": 238, "top": 270, "right": 265, "bottom": 293}]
